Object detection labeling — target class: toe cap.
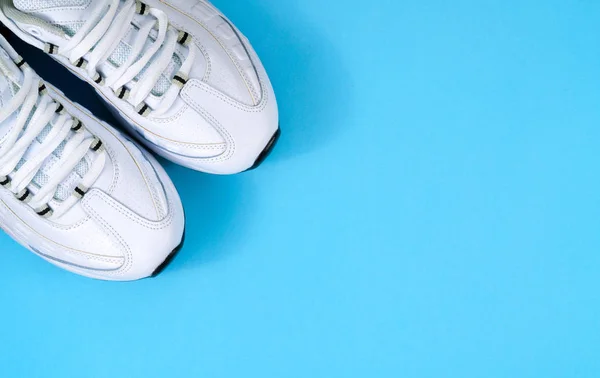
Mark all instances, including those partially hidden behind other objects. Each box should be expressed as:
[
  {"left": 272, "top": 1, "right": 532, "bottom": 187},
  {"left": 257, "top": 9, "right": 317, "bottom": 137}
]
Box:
[
  {"left": 80, "top": 186, "right": 184, "bottom": 280},
  {"left": 79, "top": 145, "right": 185, "bottom": 280}
]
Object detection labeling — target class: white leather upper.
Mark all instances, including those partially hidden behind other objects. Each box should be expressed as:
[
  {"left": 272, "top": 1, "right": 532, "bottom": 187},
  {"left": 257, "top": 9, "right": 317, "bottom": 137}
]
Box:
[
  {"left": 0, "top": 0, "right": 280, "bottom": 174},
  {"left": 0, "top": 42, "right": 185, "bottom": 280}
]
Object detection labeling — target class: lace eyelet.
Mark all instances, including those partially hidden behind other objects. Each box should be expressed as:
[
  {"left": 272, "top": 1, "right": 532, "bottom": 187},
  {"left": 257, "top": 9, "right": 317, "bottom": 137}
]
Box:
[
  {"left": 135, "top": 102, "right": 151, "bottom": 117},
  {"left": 135, "top": 1, "right": 150, "bottom": 15},
  {"left": 114, "top": 86, "right": 131, "bottom": 100},
  {"left": 55, "top": 103, "right": 66, "bottom": 115},
  {"left": 177, "top": 31, "right": 191, "bottom": 46},
  {"left": 0, "top": 176, "right": 11, "bottom": 188},
  {"left": 90, "top": 137, "right": 104, "bottom": 153},
  {"left": 71, "top": 118, "right": 84, "bottom": 132},
  {"left": 92, "top": 72, "right": 105, "bottom": 86},
  {"left": 44, "top": 43, "right": 59, "bottom": 55},
  {"left": 38, "top": 82, "right": 48, "bottom": 95},
  {"left": 74, "top": 185, "right": 88, "bottom": 199},
  {"left": 75, "top": 58, "right": 88, "bottom": 69},
  {"left": 36, "top": 204, "right": 53, "bottom": 218},
  {"left": 14, "top": 56, "right": 27, "bottom": 69},
  {"left": 172, "top": 72, "right": 188, "bottom": 88},
  {"left": 15, "top": 188, "right": 31, "bottom": 203}
]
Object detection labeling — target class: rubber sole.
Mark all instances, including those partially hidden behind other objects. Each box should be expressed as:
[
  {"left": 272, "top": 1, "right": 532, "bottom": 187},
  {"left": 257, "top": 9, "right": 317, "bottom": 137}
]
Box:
[
  {"left": 151, "top": 230, "right": 186, "bottom": 277},
  {"left": 246, "top": 127, "right": 281, "bottom": 171}
]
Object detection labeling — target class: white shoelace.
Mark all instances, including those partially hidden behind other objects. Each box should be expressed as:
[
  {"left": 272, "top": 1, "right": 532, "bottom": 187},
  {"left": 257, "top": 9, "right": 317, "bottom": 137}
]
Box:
[
  {"left": 0, "top": 66, "right": 106, "bottom": 217},
  {"left": 58, "top": 0, "right": 196, "bottom": 117}
]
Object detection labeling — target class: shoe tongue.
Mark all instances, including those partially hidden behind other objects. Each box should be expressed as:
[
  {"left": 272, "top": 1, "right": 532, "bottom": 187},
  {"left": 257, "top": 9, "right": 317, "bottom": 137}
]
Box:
[
  {"left": 13, "top": 0, "right": 93, "bottom": 36},
  {"left": 13, "top": 0, "right": 182, "bottom": 97},
  {"left": 0, "top": 42, "right": 92, "bottom": 203}
]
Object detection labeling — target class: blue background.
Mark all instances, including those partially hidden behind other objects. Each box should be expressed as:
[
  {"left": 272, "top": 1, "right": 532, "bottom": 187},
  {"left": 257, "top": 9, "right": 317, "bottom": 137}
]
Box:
[{"left": 2, "top": 0, "right": 600, "bottom": 377}]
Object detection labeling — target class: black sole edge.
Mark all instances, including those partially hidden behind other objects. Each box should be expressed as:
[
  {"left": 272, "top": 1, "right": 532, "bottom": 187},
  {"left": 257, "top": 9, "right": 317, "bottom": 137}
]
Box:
[
  {"left": 246, "top": 127, "right": 281, "bottom": 171},
  {"left": 151, "top": 230, "right": 186, "bottom": 277}
]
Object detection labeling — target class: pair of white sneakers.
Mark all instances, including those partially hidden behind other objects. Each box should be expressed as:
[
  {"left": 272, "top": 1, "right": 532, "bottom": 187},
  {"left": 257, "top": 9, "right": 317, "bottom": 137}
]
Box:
[{"left": 0, "top": 0, "right": 280, "bottom": 280}]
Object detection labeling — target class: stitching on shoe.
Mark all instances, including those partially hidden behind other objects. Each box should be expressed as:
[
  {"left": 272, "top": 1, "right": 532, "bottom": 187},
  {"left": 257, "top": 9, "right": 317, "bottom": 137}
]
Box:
[
  {"left": 81, "top": 194, "right": 133, "bottom": 273},
  {"left": 184, "top": 79, "right": 269, "bottom": 113},
  {"left": 159, "top": 0, "right": 259, "bottom": 104},
  {"left": 84, "top": 190, "right": 175, "bottom": 230},
  {"left": 181, "top": 89, "right": 235, "bottom": 163}
]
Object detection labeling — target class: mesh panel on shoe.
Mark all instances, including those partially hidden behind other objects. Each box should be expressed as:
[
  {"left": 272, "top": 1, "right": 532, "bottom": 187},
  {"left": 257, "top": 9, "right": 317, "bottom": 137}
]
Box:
[
  {"left": 59, "top": 21, "right": 84, "bottom": 36},
  {"left": 14, "top": 0, "right": 90, "bottom": 11},
  {"left": 59, "top": 21, "right": 183, "bottom": 97},
  {"left": 108, "top": 41, "right": 133, "bottom": 67},
  {"left": 36, "top": 124, "right": 52, "bottom": 143},
  {"left": 14, "top": 0, "right": 184, "bottom": 97},
  {"left": 24, "top": 123, "right": 91, "bottom": 201}
]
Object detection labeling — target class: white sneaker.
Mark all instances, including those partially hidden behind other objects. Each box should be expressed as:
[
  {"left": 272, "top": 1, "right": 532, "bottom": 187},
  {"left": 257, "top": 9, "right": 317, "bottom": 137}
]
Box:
[
  {"left": 0, "top": 0, "right": 281, "bottom": 174},
  {"left": 0, "top": 36, "right": 185, "bottom": 281}
]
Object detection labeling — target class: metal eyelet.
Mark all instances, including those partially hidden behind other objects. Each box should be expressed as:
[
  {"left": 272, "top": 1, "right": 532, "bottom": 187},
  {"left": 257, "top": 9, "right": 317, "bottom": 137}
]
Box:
[
  {"left": 114, "top": 86, "right": 131, "bottom": 100},
  {"left": 135, "top": 102, "right": 151, "bottom": 117},
  {"left": 92, "top": 72, "right": 105, "bottom": 86},
  {"left": 14, "top": 56, "right": 27, "bottom": 69},
  {"left": 135, "top": 1, "right": 150, "bottom": 15},
  {"left": 177, "top": 31, "right": 191, "bottom": 46},
  {"left": 172, "top": 72, "right": 188, "bottom": 88},
  {"left": 75, "top": 57, "right": 88, "bottom": 69},
  {"left": 71, "top": 118, "right": 84, "bottom": 132},
  {"left": 15, "top": 188, "right": 31, "bottom": 203},
  {"left": 90, "top": 137, "right": 104, "bottom": 153},
  {"left": 74, "top": 185, "right": 88, "bottom": 199},
  {"left": 38, "top": 83, "right": 48, "bottom": 95},
  {"left": 0, "top": 176, "right": 11, "bottom": 188},
  {"left": 44, "top": 43, "right": 59, "bottom": 55},
  {"left": 36, "top": 204, "right": 53, "bottom": 218},
  {"left": 55, "top": 103, "right": 66, "bottom": 114}
]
